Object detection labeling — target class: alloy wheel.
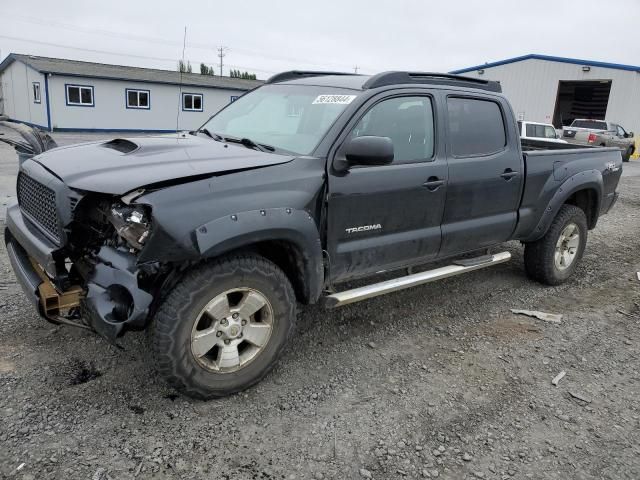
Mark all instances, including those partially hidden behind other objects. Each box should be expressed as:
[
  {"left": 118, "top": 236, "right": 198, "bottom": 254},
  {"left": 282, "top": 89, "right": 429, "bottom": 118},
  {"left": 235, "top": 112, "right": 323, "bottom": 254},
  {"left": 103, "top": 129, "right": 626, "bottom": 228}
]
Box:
[
  {"left": 190, "top": 288, "right": 274, "bottom": 373},
  {"left": 554, "top": 223, "right": 580, "bottom": 271}
]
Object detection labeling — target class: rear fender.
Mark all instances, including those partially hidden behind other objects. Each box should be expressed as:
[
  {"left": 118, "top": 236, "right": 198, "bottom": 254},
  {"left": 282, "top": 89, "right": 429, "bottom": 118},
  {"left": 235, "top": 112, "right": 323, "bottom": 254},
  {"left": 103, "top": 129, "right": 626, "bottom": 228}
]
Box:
[
  {"left": 524, "top": 169, "right": 603, "bottom": 242},
  {"left": 195, "top": 208, "right": 324, "bottom": 303}
]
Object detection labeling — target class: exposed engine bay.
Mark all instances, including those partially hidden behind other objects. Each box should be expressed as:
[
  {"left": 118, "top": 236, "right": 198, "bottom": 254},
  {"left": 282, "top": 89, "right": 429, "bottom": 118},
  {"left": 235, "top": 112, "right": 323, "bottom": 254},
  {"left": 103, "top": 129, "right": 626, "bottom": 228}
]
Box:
[
  {"left": 51, "top": 195, "right": 171, "bottom": 340},
  {"left": 69, "top": 197, "right": 151, "bottom": 255}
]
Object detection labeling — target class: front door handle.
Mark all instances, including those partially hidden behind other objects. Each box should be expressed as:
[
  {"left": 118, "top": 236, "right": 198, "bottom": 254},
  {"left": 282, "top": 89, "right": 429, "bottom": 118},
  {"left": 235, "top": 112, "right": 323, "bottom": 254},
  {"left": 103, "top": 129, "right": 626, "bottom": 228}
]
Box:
[
  {"left": 423, "top": 177, "right": 445, "bottom": 191},
  {"left": 500, "top": 169, "right": 518, "bottom": 180}
]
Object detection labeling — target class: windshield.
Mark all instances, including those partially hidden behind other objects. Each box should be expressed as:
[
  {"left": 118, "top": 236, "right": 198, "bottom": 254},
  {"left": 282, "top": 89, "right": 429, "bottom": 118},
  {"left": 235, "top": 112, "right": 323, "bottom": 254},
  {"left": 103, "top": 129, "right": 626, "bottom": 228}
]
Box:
[{"left": 201, "top": 84, "right": 360, "bottom": 155}]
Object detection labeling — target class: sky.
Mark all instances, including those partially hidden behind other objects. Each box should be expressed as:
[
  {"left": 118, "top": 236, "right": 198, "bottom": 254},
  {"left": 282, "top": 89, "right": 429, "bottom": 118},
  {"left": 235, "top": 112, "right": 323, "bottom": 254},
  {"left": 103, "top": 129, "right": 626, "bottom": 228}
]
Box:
[{"left": 1, "top": 0, "right": 639, "bottom": 79}]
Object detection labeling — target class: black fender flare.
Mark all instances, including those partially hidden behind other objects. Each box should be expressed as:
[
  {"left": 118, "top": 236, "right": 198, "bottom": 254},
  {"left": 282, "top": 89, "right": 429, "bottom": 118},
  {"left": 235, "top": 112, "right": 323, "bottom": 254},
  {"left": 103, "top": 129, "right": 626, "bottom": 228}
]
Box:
[
  {"left": 194, "top": 207, "right": 324, "bottom": 303},
  {"left": 524, "top": 169, "right": 603, "bottom": 243}
]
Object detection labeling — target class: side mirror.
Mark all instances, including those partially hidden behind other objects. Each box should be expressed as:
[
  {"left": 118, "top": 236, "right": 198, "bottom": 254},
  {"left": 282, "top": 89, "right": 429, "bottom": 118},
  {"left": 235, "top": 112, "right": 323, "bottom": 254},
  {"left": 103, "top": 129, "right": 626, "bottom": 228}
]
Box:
[
  {"left": 628, "top": 131, "right": 634, "bottom": 138},
  {"left": 337, "top": 136, "right": 394, "bottom": 171}
]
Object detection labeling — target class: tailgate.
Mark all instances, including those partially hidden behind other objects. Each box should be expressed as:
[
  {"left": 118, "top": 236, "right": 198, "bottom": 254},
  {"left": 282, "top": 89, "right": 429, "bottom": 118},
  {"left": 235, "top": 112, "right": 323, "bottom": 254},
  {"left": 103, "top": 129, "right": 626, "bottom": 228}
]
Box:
[{"left": 563, "top": 129, "right": 595, "bottom": 143}]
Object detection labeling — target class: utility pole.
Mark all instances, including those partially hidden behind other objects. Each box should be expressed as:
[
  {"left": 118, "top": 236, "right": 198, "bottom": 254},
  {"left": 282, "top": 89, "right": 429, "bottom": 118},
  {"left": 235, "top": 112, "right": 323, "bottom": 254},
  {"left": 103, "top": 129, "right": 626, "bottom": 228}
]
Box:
[
  {"left": 354, "top": 65, "right": 359, "bottom": 74},
  {"left": 217, "top": 46, "right": 228, "bottom": 76}
]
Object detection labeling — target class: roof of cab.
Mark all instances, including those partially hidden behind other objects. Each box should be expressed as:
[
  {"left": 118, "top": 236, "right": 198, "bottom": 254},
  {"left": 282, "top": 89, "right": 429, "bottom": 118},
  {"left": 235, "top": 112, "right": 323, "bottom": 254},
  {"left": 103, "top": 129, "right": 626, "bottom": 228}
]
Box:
[
  {"left": 265, "top": 70, "right": 502, "bottom": 93},
  {"left": 277, "top": 74, "right": 370, "bottom": 90}
]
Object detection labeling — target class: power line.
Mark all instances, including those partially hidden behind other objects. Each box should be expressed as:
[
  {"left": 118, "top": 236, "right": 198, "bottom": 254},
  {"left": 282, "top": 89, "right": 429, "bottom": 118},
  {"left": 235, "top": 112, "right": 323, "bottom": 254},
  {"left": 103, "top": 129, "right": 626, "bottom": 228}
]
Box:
[
  {"left": 230, "top": 46, "right": 373, "bottom": 72},
  {"left": 2, "top": 13, "right": 376, "bottom": 73},
  {"left": 0, "top": 34, "right": 279, "bottom": 75},
  {"left": 4, "top": 14, "right": 184, "bottom": 49},
  {"left": 0, "top": 34, "right": 177, "bottom": 62}
]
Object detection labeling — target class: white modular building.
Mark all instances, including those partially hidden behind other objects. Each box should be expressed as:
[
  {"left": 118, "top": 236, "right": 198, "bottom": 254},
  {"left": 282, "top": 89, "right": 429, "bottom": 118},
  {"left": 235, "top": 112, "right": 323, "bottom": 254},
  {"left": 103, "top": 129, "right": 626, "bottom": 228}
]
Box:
[
  {"left": 451, "top": 54, "right": 640, "bottom": 137},
  {"left": 0, "top": 54, "right": 262, "bottom": 132}
]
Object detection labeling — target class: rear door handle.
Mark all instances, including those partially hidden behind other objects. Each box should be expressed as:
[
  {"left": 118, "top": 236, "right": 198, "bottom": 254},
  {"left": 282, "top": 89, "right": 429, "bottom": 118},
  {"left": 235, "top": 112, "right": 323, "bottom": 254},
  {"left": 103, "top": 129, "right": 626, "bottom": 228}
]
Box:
[
  {"left": 500, "top": 169, "right": 518, "bottom": 180},
  {"left": 423, "top": 177, "right": 445, "bottom": 191}
]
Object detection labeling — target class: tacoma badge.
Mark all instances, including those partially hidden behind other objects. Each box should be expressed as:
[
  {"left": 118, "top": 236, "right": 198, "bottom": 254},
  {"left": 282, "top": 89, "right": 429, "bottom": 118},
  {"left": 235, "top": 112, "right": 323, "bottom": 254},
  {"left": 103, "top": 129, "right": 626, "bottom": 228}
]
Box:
[{"left": 345, "top": 224, "right": 382, "bottom": 234}]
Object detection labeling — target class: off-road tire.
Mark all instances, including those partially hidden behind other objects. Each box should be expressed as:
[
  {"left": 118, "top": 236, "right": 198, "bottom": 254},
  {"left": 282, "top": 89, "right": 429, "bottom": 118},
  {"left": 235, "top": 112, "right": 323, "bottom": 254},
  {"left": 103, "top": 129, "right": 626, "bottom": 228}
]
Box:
[
  {"left": 524, "top": 204, "right": 588, "bottom": 286},
  {"left": 152, "top": 254, "right": 296, "bottom": 399}
]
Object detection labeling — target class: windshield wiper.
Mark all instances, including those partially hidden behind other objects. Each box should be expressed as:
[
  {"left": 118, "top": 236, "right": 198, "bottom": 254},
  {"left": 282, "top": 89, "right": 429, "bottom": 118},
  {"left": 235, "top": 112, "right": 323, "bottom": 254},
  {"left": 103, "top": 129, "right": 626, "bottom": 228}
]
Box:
[
  {"left": 223, "top": 136, "right": 275, "bottom": 152},
  {"left": 197, "top": 128, "right": 224, "bottom": 141},
  {"left": 197, "top": 130, "right": 276, "bottom": 152}
]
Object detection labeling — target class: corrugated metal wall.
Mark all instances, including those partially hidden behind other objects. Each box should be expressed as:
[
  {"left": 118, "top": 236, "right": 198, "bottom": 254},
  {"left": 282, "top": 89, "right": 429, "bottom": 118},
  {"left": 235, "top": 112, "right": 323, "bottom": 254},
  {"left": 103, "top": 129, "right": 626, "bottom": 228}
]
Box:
[{"left": 463, "top": 59, "right": 640, "bottom": 136}]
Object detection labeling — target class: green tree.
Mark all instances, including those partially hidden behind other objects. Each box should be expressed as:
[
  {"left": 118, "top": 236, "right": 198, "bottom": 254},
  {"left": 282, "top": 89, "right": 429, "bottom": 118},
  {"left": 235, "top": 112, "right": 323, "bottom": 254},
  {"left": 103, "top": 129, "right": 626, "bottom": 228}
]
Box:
[
  {"left": 200, "top": 63, "right": 215, "bottom": 75},
  {"left": 230, "top": 69, "right": 256, "bottom": 80},
  {"left": 178, "top": 59, "right": 192, "bottom": 73}
]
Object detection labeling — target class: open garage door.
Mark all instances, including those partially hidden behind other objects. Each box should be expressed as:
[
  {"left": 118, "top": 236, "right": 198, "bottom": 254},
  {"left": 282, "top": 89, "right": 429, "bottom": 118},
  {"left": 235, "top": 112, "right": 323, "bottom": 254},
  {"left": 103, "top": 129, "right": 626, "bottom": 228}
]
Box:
[{"left": 552, "top": 80, "right": 612, "bottom": 128}]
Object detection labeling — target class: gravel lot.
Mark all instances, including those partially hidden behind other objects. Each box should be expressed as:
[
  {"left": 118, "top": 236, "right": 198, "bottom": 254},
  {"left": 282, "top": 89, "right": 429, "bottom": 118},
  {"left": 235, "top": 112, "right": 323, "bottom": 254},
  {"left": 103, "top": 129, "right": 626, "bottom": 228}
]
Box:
[{"left": 1, "top": 125, "right": 639, "bottom": 480}]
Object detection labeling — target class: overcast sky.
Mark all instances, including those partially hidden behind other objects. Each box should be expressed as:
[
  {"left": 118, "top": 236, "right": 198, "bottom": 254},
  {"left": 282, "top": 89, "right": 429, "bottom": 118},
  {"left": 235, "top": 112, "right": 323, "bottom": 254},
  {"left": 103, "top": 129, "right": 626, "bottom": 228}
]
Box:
[{"left": 2, "top": 0, "right": 639, "bottom": 79}]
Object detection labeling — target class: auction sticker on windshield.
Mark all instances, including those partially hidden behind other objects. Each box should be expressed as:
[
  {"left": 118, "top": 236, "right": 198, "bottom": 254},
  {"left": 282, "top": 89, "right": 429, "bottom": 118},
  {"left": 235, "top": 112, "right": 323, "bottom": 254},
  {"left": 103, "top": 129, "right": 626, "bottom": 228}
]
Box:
[{"left": 312, "top": 94, "right": 357, "bottom": 105}]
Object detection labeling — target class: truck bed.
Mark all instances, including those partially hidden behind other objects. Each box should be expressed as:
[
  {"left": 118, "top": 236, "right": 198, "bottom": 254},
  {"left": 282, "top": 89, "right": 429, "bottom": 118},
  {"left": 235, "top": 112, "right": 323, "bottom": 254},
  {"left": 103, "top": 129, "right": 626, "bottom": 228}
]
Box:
[
  {"left": 513, "top": 143, "right": 622, "bottom": 241},
  {"left": 521, "top": 138, "right": 595, "bottom": 151}
]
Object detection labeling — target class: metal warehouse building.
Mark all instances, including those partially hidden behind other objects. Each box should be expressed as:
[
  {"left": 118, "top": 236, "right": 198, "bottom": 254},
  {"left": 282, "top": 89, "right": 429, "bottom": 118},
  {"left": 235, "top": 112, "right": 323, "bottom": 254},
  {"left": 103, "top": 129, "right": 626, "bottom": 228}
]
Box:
[
  {"left": 0, "top": 54, "right": 261, "bottom": 132},
  {"left": 451, "top": 54, "right": 640, "bottom": 137}
]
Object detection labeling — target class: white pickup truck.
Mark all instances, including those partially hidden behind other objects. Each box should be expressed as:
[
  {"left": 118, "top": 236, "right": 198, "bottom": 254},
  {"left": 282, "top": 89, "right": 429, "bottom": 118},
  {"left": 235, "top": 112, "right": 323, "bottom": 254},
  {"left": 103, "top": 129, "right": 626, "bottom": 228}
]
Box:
[
  {"left": 562, "top": 119, "right": 635, "bottom": 161},
  {"left": 518, "top": 121, "right": 567, "bottom": 144}
]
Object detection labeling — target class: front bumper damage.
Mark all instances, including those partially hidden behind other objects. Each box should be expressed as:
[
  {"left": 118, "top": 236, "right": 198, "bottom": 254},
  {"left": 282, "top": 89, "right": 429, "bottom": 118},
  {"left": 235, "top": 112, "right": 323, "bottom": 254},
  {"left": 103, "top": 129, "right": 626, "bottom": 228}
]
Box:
[
  {"left": 80, "top": 246, "right": 153, "bottom": 339},
  {"left": 5, "top": 201, "right": 153, "bottom": 341}
]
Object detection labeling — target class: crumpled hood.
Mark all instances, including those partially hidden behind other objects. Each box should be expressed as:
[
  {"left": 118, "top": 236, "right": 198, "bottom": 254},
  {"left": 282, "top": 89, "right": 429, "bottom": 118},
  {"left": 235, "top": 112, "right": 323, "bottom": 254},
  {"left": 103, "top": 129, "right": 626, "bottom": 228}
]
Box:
[{"left": 31, "top": 133, "right": 295, "bottom": 195}]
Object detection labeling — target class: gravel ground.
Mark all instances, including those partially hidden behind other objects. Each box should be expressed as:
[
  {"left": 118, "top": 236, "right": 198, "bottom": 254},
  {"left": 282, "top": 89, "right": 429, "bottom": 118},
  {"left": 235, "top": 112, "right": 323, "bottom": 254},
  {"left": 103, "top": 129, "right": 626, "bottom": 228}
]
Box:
[{"left": 1, "top": 125, "right": 640, "bottom": 480}]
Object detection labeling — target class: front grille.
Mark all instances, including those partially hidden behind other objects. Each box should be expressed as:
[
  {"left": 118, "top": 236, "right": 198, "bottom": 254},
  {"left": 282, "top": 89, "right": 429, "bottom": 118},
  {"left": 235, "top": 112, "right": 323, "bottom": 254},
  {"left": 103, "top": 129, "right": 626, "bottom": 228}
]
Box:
[{"left": 17, "top": 173, "right": 61, "bottom": 243}]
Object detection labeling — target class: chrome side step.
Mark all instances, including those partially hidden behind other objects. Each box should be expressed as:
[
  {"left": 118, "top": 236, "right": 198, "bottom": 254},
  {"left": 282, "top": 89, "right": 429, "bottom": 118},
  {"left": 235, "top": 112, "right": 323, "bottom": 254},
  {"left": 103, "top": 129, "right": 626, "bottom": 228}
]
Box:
[{"left": 324, "top": 251, "right": 511, "bottom": 308}]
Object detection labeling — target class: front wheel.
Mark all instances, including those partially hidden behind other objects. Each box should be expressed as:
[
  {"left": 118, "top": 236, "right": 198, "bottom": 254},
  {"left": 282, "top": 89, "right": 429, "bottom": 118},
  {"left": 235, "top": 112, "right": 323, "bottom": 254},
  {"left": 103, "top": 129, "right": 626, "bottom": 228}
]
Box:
[
  {"left": 524, "top": 204, "right": 588, "bottom": 285},
  {"left": 152, "top": 254, "right": 296, "bottom": 399}
]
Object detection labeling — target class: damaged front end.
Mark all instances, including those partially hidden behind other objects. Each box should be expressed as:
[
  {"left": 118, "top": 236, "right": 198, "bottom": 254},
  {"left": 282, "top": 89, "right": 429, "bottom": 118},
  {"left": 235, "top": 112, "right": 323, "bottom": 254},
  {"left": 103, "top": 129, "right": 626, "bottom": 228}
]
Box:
[
  {"left": 5, "top": 162, "right": 168, "bottom": 342},
  {"left": 72, "top": 199, "right": 158, "bottom": 338}
]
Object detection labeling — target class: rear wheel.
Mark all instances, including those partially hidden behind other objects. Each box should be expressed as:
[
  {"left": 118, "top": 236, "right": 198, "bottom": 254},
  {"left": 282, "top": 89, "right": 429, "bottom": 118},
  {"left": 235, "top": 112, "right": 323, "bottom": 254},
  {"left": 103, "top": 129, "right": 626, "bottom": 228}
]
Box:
[
  {"left": 524, "top": 204, "right": 587, "bottom": 285},
  {"left": 152, "top": 254, "right": 296, "bottom": 399},
  {"left": 623, "top": 146, "right": 633, "bottom": 162}
]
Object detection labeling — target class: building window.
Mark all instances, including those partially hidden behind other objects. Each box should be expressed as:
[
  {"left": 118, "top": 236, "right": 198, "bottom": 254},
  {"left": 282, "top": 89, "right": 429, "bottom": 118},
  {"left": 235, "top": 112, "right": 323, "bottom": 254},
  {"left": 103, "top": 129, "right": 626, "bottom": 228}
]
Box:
[
  {"left": 126, "top": 89, "right": 150, "bottom": 109},
  {"left": 230, "top": 95, "right": 239, "bottom": 102},
  {"left": 182, "top": 93, "right": 203, "bottom": 112},
  {"left": 33, "top": 82, "right": 41, "bottom": 104},
  {"left": 66, "top": 84, "right": 94, "bottom": 107}
]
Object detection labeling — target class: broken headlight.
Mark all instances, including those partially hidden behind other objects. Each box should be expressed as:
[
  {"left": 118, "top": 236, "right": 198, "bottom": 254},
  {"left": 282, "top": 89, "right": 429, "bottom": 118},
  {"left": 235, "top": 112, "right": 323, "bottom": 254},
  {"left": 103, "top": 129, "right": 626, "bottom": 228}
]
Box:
[{"left": 107, "top": 203, "right": 151, "bottom": 250}]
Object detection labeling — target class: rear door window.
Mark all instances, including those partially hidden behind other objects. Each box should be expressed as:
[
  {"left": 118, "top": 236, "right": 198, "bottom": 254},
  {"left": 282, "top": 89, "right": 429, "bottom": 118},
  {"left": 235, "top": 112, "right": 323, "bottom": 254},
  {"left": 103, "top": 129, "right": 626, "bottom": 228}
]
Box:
[
  {"left": 525, "top": 124, "right": 555, "bottom": 139},
  {"left": 544, "top": 126, "right": 557, "bottom": 138},
  {"left": 571, "top": 120, "right": 607, "bottom": 130},
  {"left": 525, "top": 123, "right": 542, "bottom": 138},
  {"left": 447, "top": 97, "right": 506, "bottom": 157}
]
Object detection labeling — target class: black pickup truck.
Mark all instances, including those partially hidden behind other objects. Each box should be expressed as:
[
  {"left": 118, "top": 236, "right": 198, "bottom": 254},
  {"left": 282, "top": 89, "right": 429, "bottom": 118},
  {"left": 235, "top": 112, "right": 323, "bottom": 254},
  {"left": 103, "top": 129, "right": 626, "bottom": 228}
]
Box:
[{"left": 4, "top": 71, "right": 622, "bottom": 399}]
